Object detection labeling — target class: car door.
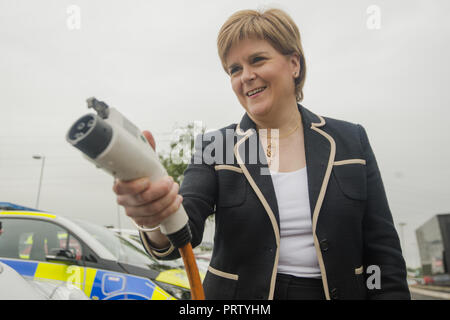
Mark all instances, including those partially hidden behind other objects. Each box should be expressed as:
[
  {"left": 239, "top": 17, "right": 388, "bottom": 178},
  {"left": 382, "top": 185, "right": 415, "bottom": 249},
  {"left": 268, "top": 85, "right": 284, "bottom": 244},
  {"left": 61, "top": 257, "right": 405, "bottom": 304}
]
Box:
[{"left": 0, "top": 217, "right": 86, "bottom": 291}]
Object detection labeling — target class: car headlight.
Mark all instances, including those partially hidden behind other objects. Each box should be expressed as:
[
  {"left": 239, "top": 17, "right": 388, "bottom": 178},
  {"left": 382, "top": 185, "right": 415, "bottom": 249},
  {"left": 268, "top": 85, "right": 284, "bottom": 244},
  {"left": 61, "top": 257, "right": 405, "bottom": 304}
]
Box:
[{"left": 154, "top": 281, "right": 191, "bottom": 300}]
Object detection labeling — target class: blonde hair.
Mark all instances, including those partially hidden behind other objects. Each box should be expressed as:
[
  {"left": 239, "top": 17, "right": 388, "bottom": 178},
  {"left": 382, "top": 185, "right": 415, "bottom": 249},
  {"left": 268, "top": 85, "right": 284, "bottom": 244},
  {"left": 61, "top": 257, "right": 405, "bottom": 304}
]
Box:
[{"left": 217, "top": 8, "right": 307, "bottom": 101}]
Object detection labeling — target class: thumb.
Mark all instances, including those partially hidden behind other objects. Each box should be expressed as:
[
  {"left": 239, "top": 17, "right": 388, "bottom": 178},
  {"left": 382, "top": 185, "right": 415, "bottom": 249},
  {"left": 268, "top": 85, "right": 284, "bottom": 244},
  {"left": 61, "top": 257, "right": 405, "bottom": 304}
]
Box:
[{"left": 142, "top": 130, "right": 156, "bottom": 151}]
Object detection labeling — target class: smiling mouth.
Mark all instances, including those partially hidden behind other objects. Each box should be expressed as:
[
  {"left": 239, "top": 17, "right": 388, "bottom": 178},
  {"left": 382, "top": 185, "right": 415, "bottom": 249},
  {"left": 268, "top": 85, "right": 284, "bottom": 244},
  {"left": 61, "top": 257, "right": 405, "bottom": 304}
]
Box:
[{"left": 246, "top": 86, "right": 267, "bottom": 97}]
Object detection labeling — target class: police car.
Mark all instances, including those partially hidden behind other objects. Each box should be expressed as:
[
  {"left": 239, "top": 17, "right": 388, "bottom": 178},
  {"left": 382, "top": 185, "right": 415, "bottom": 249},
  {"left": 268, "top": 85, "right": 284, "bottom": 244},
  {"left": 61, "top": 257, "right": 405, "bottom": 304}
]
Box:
[
  {"left": 0, "top": 260, "right": 89, "bottom": 300},
  {"left": 0, "top": 203, "right": 203, "bottom": 300}
]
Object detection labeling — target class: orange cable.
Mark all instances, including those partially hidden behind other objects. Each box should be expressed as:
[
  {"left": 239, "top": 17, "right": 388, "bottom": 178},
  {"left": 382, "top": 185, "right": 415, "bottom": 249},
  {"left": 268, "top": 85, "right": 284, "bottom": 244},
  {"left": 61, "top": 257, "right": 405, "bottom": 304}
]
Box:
[{"left": 178, "top": 243, "right": 205, "bottom": 300}]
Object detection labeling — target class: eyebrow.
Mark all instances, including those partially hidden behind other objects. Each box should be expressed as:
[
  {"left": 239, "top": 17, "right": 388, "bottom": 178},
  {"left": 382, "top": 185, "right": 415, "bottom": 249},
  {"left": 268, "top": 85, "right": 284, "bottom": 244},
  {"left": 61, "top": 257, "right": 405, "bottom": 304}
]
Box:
[{"left": 227, "top": 51, "right": 270, "bottom": 72}]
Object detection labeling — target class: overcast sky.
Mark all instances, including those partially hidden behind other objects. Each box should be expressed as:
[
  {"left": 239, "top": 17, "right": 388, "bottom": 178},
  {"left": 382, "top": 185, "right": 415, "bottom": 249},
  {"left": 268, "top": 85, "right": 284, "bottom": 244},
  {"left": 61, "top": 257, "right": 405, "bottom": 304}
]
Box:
[{"left": 1, "top": 0, "right": 449, "bottom": 268}]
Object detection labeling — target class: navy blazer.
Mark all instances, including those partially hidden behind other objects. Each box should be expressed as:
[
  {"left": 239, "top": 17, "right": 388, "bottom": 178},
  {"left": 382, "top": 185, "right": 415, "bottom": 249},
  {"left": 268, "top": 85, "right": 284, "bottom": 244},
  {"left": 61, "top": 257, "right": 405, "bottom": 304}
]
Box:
[{"left": 140, "top": 104, "right": 410, "bottom": 300}]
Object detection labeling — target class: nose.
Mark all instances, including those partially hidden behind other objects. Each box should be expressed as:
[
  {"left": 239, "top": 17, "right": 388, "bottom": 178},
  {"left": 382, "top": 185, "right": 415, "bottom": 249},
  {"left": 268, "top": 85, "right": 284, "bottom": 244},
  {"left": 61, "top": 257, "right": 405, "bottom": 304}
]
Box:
[{"left": 240, "top": 65, "right": 256, "bottom": 84}]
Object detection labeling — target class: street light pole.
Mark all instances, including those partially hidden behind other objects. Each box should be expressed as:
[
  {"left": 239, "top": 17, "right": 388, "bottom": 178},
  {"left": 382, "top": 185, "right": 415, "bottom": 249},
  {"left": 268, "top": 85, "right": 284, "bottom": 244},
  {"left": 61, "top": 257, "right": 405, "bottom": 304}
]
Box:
[
  {"left": 32, "top": 154, "right": 46, "bottom": 209},
  {"left": 399, "top": 222, "right": 407, "bottom": 252}
]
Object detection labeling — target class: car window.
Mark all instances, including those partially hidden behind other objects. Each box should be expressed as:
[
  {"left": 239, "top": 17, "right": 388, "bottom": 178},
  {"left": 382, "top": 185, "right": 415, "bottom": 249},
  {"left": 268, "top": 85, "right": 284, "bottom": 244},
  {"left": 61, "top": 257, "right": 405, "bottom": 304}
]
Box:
[
  {"left": 0, "top": 218, "right": 82, "bottom": 262},
  {"left": 72, "top": 219, "right": 122, "bottom": 259},
  {"left": 116, "top": 236, "right": 158, "bottom": 267},
  {"left": 72, "top": 219, "right": 181, "bottom": 270}
]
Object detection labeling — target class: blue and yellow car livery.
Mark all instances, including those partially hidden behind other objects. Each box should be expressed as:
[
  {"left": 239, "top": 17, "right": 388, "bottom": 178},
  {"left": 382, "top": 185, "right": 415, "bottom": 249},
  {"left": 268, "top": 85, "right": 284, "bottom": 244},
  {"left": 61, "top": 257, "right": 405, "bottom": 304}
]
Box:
[
  {"left": 0, "top": 258, "right": 173, "bottom": 300},
  {"left": 0, "top": 208, "right": 204, "bottom": 300}
]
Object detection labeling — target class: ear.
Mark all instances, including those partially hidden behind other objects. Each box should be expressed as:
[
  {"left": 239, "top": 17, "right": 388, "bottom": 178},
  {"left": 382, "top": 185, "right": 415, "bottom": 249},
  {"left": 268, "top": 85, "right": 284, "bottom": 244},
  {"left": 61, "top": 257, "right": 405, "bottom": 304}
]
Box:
[{"left": 289, "top": 53, "right": 301, "bottom": 77}]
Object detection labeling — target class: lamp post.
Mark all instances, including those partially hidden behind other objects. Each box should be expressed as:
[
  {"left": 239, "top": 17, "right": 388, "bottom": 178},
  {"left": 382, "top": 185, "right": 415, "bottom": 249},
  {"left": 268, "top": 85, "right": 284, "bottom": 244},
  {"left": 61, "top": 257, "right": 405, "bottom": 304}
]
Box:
[
  {"left": 32, "top": 154, "right": 46, "bottom": 209},
  {"left": 398, "top": 222, "right": 407, "bottom": 252}
]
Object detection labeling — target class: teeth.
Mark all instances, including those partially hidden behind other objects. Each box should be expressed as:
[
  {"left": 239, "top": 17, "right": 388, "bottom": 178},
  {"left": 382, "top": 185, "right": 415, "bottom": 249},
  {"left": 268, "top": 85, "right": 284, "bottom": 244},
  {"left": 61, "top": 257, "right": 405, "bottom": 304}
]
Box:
[{"left": 247, "top": 87, "right": 266, "bottom": 96}]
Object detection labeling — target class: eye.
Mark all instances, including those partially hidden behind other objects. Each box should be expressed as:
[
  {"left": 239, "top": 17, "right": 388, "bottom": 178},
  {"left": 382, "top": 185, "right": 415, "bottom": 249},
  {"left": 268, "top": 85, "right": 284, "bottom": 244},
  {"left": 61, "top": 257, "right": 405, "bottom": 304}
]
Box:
[
  {"left": 252, "top": 56, "right": 265, "bottom": 63},
  {"left": 229, "top": 66, "right": 241, "bottom": 75}
]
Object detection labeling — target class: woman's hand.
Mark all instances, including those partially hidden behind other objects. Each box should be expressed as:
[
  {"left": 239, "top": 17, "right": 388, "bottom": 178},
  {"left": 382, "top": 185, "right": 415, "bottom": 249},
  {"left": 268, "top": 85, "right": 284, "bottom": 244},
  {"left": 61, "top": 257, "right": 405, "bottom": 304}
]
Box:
[{"left": 112, "top": 130, "right": 183, "bottom": 230}]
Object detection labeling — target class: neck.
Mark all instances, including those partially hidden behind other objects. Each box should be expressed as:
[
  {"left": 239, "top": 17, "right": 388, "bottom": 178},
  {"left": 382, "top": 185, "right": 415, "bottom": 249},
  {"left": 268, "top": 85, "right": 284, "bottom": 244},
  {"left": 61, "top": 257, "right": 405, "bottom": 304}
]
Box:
[{"left": 251, "top": 101, "right": 302, "bottom": 136}]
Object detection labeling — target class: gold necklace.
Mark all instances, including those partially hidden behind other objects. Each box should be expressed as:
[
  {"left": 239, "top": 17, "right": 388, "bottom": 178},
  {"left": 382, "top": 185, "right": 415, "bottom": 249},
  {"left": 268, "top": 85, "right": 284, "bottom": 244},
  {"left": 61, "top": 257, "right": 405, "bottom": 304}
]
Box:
[{"left": 263, "top": 120, "right": 301, "bottom": 164}]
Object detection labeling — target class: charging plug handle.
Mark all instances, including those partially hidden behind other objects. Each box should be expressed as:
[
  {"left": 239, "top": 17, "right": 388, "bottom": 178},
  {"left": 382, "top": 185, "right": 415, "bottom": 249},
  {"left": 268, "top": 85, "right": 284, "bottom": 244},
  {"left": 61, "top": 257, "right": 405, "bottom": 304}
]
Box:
[{"left": 165, "top": 224, "right": 192, "bottom": 248}]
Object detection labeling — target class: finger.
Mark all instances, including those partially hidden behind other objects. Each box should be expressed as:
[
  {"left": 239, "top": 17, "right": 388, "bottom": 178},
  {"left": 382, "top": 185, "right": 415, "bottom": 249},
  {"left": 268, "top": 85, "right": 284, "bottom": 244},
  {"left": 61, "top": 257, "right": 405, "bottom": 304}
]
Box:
[
  {"left": 142, "top": 181, "right": 179, "bottom": 216},
  {"left": 117, "top": 176, "right": 173, "bottom": 207},
  {"left": 113, "top": 177, "right": 150, "bottom": 195},
  {"left": 126, "top": 204, "right": 162, "bottom": 227},
  {"left": 158, "top": 194, "right": 183, "bottom": 222},
  {"left": 123, "top": 178, "right": 176, "bottom": 214},
  {"left": 133, "top": 194, "right": 183, "bottom": 227},
  {"left": 142, "top": 130, "right": 156, "bottom": 151},
  {"left": 138, "top": 176, "right": 174, "bottom": 203},
  {"left": 117, "top": 193, "right": 141, "bottom": 207}
]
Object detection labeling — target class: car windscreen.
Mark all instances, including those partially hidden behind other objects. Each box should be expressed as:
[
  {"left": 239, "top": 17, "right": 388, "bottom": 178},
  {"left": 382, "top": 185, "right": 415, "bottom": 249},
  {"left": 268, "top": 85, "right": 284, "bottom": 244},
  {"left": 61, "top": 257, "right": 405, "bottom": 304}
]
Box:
[{"left": 71, "top": 219, "right": 181, "bottom": 270}]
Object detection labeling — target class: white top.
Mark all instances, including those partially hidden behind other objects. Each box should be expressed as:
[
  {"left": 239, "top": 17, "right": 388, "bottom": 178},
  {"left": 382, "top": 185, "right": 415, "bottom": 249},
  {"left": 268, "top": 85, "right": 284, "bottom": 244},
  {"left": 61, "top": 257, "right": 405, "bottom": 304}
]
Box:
[{"left": 270, "top": 167, "right": 321, "bottom": 278}]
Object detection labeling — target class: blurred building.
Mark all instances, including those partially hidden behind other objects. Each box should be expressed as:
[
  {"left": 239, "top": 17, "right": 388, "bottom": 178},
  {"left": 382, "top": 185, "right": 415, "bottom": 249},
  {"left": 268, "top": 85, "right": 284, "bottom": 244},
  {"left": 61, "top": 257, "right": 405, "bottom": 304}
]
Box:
[{"left": 416, "top": 214, "right": 450, "bottom": 276}]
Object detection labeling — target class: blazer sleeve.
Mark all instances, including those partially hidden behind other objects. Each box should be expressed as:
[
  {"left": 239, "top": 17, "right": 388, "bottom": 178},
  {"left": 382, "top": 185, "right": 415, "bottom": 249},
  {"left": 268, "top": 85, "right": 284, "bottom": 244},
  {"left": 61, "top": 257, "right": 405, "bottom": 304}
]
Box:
[
  {"left": 358, "top": 124, "right": 411, "bottom": 299},
  {"left": 140, "top": 133, "right": 217, "bottom": 260}
]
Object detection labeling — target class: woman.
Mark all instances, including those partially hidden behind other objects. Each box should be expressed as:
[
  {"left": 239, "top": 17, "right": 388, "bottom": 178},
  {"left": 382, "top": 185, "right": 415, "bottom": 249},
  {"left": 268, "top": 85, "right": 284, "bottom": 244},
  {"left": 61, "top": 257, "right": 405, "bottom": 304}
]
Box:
[{"left": 113, "top": 8, "right": 410, "bottom": 300}]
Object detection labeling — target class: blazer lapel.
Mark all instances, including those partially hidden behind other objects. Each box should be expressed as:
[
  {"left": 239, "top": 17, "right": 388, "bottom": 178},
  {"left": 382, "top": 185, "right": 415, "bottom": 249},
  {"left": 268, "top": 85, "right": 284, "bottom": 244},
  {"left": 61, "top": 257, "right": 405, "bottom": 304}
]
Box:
[
  {"left": 300, "top": 106, "right": 336, "bottom": 223},
  {"left": 234, "top": 115, "right": 280, "bottom": 232}
]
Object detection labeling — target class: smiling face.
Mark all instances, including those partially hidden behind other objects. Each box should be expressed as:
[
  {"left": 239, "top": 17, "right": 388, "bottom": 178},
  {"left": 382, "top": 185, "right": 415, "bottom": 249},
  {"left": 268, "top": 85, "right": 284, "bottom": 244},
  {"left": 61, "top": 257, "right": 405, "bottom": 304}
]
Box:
[{"left": 226, "top": 38, "right": 300, "bottom": 122}]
